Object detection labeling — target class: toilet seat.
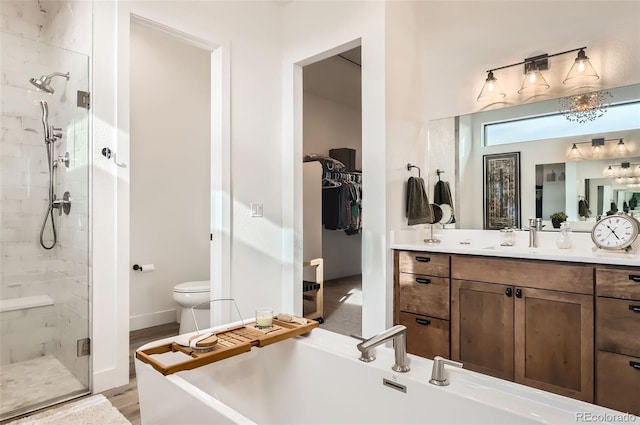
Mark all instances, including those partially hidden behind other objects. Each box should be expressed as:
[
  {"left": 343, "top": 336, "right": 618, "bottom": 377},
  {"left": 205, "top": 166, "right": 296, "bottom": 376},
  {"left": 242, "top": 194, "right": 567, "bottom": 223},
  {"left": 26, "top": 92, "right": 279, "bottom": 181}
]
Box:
[{"left": 173, "top": 280, "right": 209, "bottom": 293}]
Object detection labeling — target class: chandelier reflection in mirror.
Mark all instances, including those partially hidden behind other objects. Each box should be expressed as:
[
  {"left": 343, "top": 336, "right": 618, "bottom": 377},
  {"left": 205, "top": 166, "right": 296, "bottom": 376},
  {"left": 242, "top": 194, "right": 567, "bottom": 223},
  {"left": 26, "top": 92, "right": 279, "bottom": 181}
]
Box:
[{"left": 558, "top": 90, "right": 613, "bottom": 123}]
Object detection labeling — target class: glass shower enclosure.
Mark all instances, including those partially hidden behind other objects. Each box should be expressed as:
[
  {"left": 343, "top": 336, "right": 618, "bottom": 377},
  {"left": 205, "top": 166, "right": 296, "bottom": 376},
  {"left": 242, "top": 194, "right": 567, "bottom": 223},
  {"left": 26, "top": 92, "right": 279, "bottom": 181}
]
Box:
[{"left": 0, "top": 31, "right": 91, "bottom": 420}]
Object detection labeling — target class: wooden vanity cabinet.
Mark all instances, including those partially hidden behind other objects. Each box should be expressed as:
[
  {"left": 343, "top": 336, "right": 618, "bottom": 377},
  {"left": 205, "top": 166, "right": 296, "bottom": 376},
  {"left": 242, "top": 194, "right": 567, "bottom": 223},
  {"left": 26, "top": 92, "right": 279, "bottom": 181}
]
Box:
[
  {"left": 595, "top": 267, "right": 640, "bottom": 416},
  {"left": 394, "top": 251, "right": 450, "bottom": 360},
  {"left": 451, "top": 255, "right": 595, "bottom": 403}
]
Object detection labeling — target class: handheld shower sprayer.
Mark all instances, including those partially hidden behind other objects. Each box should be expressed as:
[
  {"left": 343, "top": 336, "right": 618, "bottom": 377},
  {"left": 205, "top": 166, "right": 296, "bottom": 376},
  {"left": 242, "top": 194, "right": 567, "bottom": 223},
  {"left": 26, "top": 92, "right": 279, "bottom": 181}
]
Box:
[
  {"left": 40, "top": 100, "right": 50, "bottom": 142},
  {"left": 30, "top": 71, "right": 70, "bottom": 94},
  {"left": 39, "top": 100, "right": 62, "bottom": 144}
]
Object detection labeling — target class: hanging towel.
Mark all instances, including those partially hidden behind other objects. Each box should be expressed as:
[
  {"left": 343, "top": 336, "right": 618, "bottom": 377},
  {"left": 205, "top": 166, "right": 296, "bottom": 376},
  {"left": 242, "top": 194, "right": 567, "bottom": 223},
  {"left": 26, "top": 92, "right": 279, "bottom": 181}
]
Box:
[
  {"left": 434, "top": 180, "right": 456, "bottom": 224},
  {"left": 406, "top": 177, "right": 434, "bottom": 225},
  {"left": 578, "top": 199, "right": 589, "bottom": 217}
]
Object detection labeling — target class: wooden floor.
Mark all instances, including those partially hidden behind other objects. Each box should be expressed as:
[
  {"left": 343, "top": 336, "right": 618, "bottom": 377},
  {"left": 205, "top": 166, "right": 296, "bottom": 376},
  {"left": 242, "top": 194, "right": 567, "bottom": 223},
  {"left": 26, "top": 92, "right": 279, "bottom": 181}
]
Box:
[{"left": 101, "top": 322, "right": 179, "bottom": 425}]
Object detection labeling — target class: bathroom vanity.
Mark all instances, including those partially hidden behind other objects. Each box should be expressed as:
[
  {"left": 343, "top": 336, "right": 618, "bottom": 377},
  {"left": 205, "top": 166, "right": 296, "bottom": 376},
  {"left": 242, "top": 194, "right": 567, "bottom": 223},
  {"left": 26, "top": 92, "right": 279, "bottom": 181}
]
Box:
[{"left": 392, "top": 229, "right": 640, "bottom": 415}]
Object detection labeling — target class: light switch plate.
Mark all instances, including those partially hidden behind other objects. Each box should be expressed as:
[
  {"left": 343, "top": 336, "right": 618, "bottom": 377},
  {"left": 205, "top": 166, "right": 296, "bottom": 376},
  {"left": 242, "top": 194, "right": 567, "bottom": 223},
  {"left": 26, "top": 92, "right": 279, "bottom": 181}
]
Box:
[{"left": 250, "top": 203, "right": 263, "bottom": 217}]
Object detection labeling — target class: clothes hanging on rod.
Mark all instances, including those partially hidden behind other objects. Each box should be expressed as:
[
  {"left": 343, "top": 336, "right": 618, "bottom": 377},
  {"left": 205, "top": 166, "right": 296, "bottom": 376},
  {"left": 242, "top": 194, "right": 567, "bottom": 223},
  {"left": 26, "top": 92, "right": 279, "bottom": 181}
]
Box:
[{"left": 322, "top": 170, "right": 362, "bottom": 234}]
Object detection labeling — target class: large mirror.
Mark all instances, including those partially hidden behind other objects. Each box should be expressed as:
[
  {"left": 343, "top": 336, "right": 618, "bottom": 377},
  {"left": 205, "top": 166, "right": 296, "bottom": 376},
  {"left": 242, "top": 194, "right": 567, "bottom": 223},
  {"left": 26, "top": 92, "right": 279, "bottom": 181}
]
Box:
[{"left": 432, "top": 83, "right": 640, "bottom": 231}]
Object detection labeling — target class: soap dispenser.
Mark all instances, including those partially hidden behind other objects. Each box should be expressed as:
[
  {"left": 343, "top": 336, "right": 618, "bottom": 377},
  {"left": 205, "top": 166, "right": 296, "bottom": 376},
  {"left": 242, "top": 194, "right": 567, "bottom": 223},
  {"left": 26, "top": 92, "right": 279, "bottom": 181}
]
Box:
[{"left": 556, "top": 222, "right": 572, "bottom": 249}]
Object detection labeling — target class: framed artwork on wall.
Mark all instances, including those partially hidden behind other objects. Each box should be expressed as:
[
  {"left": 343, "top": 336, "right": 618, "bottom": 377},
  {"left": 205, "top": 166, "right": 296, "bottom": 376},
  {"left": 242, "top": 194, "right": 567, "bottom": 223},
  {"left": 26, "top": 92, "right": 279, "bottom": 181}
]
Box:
[{"left": 483, "top": 152, "right": 521, "bottom": 230}]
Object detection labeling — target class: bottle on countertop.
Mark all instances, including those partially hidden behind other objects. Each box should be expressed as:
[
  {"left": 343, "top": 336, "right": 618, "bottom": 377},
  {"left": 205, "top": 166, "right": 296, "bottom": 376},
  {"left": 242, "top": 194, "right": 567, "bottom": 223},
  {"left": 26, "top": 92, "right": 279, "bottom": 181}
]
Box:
[{"left": 556, "top": 222, "right": 572, "bottom": 249}]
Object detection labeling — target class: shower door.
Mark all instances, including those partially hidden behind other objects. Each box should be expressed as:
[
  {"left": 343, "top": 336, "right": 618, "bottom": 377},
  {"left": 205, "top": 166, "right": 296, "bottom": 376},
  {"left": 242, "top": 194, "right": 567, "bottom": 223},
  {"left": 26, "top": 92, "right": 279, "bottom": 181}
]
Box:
[{"left": 0, "top": 32, "right": 91, "bottom": 421}]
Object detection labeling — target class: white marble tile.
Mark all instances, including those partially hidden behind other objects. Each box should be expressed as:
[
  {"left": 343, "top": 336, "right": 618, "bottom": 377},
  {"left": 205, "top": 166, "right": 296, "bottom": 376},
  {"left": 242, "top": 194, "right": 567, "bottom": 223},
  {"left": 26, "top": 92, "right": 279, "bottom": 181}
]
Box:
[{"left": 0, "top": 355, "right": 86, "bottom": 415}]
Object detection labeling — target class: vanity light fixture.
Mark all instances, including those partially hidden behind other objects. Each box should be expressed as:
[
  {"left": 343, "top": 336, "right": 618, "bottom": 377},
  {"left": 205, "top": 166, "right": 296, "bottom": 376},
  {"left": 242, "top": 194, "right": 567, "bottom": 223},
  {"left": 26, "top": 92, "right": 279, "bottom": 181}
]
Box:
[
  {"left": 477, "top": 46, "right": 599, "bottom": 102},
  {"left": 567, "top": 137, "right": 624, "bottom": 160},
  {"left": 604, "top": 161, "right": 640, "bottom": 181}
]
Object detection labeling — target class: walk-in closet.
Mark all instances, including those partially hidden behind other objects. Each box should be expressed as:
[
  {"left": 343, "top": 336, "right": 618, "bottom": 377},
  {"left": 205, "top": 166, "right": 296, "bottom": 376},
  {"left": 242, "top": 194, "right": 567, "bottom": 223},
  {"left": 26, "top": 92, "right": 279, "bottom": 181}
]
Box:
[{"left": 302, "top": 46, "right": 362, "bottom": 336}]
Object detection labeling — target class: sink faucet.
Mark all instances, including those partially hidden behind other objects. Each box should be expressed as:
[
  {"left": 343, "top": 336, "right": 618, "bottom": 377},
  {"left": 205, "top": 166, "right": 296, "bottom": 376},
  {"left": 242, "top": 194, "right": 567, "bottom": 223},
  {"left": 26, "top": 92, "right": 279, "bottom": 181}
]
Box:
[
  {"left": 429, "top": 356, "right": 463, "bottom": 386},
  {"left": 356, "top": 325, "right": 410, "bottom": 372},
  {"left": 527, "top": 218, "right": 538, "bottom": 248}
]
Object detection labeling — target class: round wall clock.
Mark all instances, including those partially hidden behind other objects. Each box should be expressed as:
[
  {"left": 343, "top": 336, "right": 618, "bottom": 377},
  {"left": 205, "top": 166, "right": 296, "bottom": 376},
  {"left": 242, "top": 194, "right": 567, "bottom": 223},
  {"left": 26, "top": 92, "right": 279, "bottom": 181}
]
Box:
[{"left": 591, "top": 213, "right": 640, "bottom": 251}]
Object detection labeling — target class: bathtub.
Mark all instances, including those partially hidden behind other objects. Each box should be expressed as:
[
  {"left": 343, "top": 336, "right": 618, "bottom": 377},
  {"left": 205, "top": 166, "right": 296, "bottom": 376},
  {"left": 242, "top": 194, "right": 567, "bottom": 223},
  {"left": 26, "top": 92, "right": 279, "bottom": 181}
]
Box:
[{"left": 135, "top": 325, "right": 636, "bottom": 425}]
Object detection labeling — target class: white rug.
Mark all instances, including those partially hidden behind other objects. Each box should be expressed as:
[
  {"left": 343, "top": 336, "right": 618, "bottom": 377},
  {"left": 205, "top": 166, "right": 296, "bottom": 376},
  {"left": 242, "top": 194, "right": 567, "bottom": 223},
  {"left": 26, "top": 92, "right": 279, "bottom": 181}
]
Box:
[{"left": 6, "top": 394, "right": 130, "bottom": 425}]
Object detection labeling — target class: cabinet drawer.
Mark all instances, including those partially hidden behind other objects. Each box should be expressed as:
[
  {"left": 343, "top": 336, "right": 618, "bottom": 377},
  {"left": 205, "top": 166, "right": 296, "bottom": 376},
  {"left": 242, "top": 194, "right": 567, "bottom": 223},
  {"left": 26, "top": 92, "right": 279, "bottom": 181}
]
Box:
[
  {"left": 597, "top": 297, "right": 640, "bottom": 357},
  {"left": 399, "top": 311, "right": 449, "bottom": 360},
  {"left": 397, "top": 251, "right": 449, "bottom": 277},
  {"left": 452, "top": 255, "right": 593, "bottom": 294},
  {"left": 596, "top": 267, "right": 640, "bottom": 300},
  {"left": 398, "top": 273, "right": 449, "bottom": 319},
  {"left": 596, "top": 351, "right": 640, "bottom": 416}
]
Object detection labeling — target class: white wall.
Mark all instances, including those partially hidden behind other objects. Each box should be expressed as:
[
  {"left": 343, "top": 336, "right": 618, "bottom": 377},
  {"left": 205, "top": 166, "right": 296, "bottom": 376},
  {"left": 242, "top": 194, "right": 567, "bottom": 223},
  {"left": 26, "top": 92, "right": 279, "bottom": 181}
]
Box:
[{"left": 129, "top": 21, "right": 211, "bottom": 330}]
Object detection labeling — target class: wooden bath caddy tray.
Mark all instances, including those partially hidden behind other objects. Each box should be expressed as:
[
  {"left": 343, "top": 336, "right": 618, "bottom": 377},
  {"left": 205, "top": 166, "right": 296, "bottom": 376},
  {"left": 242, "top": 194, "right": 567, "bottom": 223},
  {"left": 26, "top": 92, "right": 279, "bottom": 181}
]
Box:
[{"left": 136, "top": 317, "right": 318, "bottom": 375}]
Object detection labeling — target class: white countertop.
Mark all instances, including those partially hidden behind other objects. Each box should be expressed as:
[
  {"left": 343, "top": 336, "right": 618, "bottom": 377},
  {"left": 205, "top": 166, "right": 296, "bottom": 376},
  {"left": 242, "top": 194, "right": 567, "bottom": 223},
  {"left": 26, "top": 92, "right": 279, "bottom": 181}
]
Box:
[{"left": 391, "top": 228, "right": 640, "bottom": 266}]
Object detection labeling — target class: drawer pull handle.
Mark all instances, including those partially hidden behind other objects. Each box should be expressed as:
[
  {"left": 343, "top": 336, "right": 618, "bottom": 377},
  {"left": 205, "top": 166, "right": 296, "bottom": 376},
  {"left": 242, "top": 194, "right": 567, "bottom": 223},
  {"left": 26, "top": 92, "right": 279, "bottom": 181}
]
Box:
[
  {"left": 415, "top": 256, "right": 431, "bottom": 263},
  {"left": 631, "top": 361, "right": 640, "bottom": 370},
  {"left": 629, "top": 275, "right": 640, "bottom": 282},
  {"left": 416, "top": 278, "right": 431, "bottom": 284},
  {"left": 630, "top": 305, "right": 640, "bottom": 313},
  {"left": 416, "top": 318, "right": 431, "bottom": 326},
  {"left": 515, "top": 288, "right": 523, "bottom": 298},
  {"left": 505, "top": 288, "right": 512, "bottom": 297}
]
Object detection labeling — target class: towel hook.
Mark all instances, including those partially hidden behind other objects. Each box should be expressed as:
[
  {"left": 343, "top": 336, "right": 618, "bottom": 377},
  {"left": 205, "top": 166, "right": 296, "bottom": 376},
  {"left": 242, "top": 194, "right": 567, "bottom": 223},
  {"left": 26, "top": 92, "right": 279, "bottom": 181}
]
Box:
[
  {"left": 436, "top": 169, "right": 445, "bottom": 181},
  {"left": 407, "top": 163, "right": 421, "bottom": 178}
]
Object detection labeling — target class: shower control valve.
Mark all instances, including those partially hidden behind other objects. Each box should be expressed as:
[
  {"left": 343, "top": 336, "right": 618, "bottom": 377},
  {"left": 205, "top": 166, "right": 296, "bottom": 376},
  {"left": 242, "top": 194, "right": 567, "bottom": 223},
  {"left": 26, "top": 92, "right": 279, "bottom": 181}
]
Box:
[
  {"left": 49, "top": 125, "right": 63, "bottom": 142},
  {"left": 52, "top": 191, "right": 72, "bottom": 216}
]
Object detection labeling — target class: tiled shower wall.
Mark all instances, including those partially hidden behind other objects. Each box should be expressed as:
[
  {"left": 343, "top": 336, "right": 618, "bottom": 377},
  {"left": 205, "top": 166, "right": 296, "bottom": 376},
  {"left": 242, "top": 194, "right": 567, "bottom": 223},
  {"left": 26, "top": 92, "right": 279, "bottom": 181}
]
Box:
[{"left": 0, "top": 1, "right": 91, "bottom": 385}]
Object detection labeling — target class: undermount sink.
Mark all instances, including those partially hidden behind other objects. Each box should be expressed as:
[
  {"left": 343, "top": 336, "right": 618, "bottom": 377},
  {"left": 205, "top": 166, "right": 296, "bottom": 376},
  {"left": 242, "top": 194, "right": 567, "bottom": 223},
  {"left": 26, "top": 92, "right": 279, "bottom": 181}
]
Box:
[{"left": 481, "top": 245, "right": 562, "bottom": 255}]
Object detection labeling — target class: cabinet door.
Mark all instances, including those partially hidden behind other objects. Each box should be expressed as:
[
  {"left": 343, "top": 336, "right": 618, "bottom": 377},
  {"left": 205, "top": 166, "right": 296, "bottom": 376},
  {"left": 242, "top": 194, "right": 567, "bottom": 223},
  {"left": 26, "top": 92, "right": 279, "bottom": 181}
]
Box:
[
  {"left": 514, "top": 287, "right": 594, "bottom": 402},
  {"left": 451, "top": 279, "right": 514, "bottom": 381}
]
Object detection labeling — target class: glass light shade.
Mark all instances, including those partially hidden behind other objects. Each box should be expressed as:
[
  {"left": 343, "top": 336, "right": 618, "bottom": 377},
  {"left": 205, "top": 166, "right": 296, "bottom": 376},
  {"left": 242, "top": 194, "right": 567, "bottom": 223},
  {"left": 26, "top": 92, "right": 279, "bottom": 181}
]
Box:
[
  {"left": 567, "top": 143, "right": 583, "bottom": 160},
  {"left": 563, "top": 49, "right": 599, "bottom": 84},
  {"left": 592, "top": 144, "right": 602, "bottom": 155},
  {"left": 517, "top": 70, "right": 550, "bottom": 94},
  {"left": 477, "top": 71, "right": 506, "bottom": 101},
  {"left": 604, "top": 165, "right": 614, "bottom": 177}
]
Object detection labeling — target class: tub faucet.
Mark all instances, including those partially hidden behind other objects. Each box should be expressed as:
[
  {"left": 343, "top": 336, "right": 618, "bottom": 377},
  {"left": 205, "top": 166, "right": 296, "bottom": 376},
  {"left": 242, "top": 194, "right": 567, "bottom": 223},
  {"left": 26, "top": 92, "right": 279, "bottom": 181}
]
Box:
[
  {"left": 429, "top": 356, "right": 463, "bottom": 386},
  {"left": 356, "top": 325, "right": 410, "bottom": 373}
]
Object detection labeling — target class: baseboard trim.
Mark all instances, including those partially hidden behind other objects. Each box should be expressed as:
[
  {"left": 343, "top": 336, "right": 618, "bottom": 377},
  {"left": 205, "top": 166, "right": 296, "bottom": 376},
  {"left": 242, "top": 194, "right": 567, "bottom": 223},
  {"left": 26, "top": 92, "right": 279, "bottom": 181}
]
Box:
[{"left": 130, "top": 309, "right": 176, "bottom": 331}]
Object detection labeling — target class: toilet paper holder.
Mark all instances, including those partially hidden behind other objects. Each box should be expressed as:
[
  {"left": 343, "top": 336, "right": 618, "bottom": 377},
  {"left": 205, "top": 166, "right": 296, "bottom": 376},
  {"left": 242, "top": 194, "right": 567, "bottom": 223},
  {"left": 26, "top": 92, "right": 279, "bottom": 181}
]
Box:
[{"left": 133, "top": 264, "right": 155, "bottom": 272}]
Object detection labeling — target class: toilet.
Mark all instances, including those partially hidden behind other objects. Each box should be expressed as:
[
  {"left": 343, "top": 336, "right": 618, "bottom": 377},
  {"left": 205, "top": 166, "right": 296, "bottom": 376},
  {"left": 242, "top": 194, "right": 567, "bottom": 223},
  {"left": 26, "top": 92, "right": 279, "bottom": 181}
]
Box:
[{"left": 172, "top": 280, "right": 211, "bottom": 334}]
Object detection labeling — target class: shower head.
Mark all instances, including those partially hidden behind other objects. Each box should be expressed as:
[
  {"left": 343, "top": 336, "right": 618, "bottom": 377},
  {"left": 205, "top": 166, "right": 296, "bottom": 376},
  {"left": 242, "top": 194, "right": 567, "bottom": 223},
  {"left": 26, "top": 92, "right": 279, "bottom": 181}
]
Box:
[{"left": 29, "top": 72, "right": 70, "bottom": 94}]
